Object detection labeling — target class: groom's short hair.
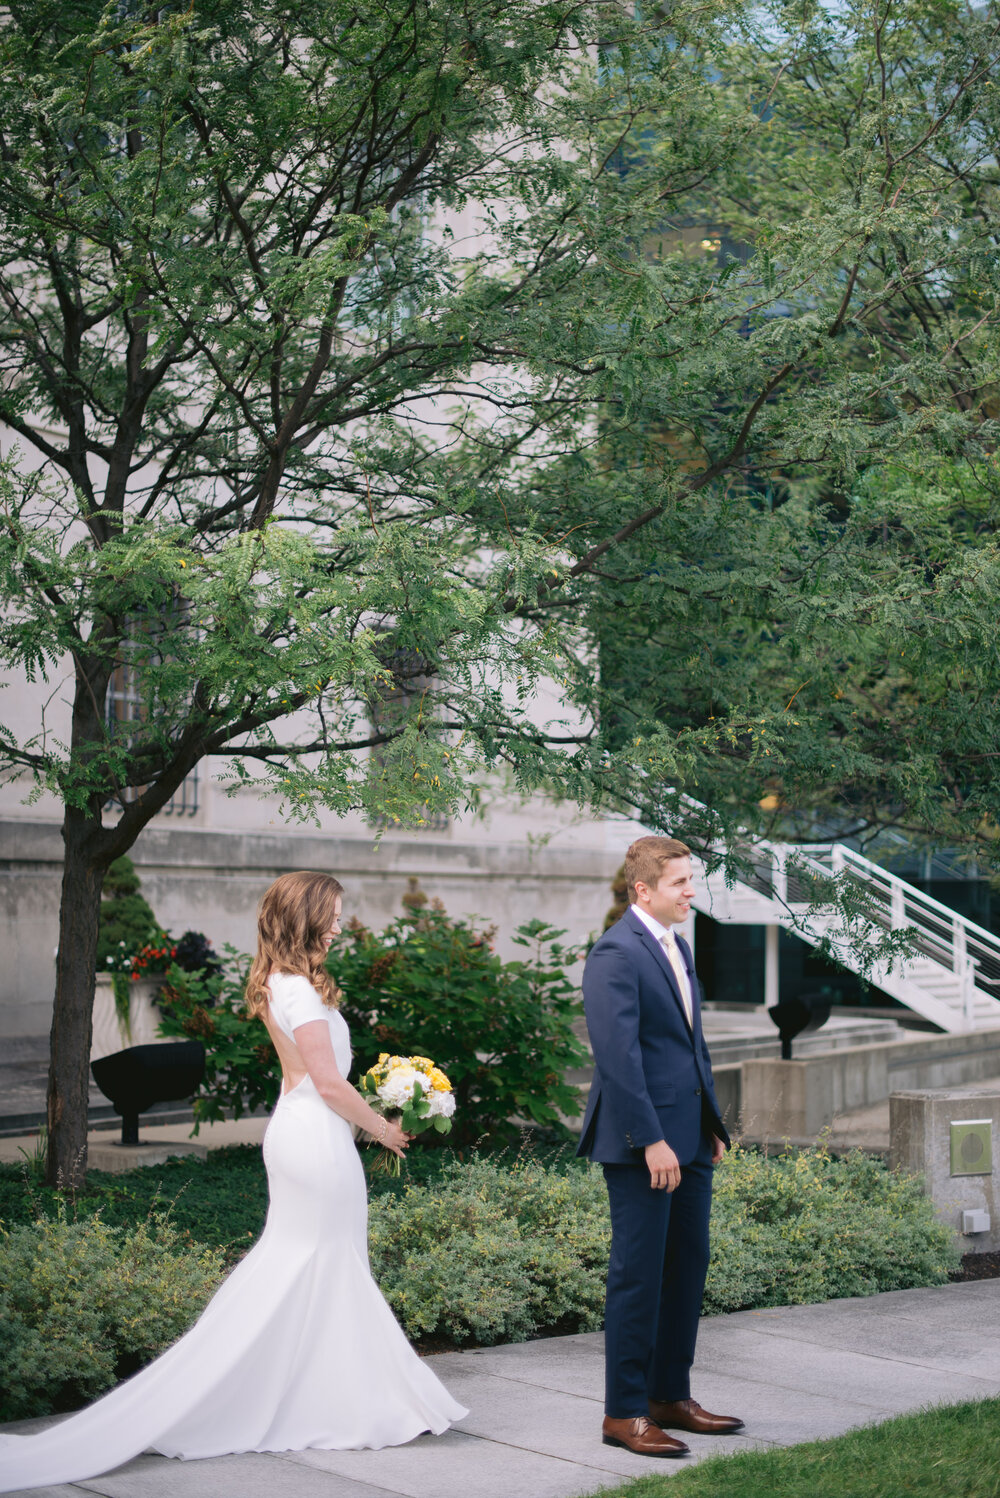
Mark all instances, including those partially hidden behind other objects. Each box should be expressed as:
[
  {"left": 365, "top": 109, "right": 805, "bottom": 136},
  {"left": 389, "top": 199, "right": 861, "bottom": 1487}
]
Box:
[{"left": 625, "top": 835, "right": 691, "bottom": 902}]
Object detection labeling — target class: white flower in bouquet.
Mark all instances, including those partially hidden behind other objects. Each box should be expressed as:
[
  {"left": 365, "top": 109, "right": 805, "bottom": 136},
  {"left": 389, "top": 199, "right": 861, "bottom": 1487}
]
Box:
[
  {"left": 358, "top": 1053, "right": 457, "bottom": 1173},
  {"left": 376, "top": 1065, "right": 421, "bottom": 1109},
  {"left": 426, "top": 1089, "right": 456, "bottom": 1119}
]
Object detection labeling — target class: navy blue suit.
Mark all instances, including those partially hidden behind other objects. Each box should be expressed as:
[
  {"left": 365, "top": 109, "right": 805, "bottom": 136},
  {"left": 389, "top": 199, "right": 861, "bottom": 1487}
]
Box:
[{"left": 578, "top": 908, "right": 729, "bottom": 1416}]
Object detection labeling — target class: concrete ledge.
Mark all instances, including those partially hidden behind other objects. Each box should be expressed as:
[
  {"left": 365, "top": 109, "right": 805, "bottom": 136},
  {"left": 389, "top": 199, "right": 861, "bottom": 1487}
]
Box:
[
  {"left": 0, "top": 817, "right": 620, "bottom": 881},
  {"left": 0, "top": 817, "right": 619, "bottom": 1037},
  {"left": 86, "top": 1138, "right": 208, "bottom": 1173},
  {"left": 734, "top": 1027, "right": 1000, "bottom": 1144}
]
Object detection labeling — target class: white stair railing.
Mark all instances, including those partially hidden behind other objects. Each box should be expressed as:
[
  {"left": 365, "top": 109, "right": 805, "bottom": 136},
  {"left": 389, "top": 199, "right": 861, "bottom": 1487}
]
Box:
[
  {"left": 809, "top": 844, "right": 1000, "bottom": 1004},
  {"left": 688, "top": 823, "right": 1000, "bottom": 1033}
]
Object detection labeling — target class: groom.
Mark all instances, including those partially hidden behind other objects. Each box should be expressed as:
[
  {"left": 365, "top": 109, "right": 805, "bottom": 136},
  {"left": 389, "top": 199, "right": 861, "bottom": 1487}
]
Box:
[{"left": 578, "top": 835, "right": 744, "bottom": 1457}]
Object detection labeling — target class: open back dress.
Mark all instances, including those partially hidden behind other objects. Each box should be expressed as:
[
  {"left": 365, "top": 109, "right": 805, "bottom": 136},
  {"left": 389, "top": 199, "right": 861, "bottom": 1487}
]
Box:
[{"left": 0, "top": 973, "right": 467, "bottom": 1492}]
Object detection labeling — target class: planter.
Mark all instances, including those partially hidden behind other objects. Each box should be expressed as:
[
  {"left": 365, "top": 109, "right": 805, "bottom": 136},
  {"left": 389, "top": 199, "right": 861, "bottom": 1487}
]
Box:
[
  {"left": 90, "top": 1041, "right": 206, "bottom": 1145},
  {"left": 91, "top": 974, "right": 169, "bottom": 1062}
]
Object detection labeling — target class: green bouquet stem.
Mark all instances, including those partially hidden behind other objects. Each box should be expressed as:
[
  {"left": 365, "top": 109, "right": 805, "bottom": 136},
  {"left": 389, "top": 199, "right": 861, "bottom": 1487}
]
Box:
[{"left": 364, "top": 1098, "right": 454, "bottom": 1176}]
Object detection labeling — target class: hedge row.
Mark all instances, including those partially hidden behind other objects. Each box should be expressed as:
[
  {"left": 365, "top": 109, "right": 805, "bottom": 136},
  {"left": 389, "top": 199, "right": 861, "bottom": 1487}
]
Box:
[{"left": 0, "top": 1144, "right": 958, "bottom": 1419}]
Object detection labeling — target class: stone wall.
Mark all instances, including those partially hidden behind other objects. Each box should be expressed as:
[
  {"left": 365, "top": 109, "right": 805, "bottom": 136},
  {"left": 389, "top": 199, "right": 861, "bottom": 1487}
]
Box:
[
  {"left": 738, "top": 1027, "right": 1000, "bottom": 1143},
  {"left": 0, "top": 818, "right": 623, "bottom": 1038}
]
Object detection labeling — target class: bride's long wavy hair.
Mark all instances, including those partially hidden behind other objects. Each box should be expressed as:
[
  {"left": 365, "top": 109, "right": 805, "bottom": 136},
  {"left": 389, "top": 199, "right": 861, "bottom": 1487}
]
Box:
[{"left": 245, "top": 871, "right": 344, "bottom": 1019}]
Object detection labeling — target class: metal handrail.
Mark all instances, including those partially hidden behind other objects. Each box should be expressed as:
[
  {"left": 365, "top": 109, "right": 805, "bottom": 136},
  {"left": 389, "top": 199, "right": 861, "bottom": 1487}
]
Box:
[
  {"left": 794, "top": 843, "right": 1000, "bottom": 989},
  {"left": 678, "top": 794, "right": 1000, "bottom": 1020}
]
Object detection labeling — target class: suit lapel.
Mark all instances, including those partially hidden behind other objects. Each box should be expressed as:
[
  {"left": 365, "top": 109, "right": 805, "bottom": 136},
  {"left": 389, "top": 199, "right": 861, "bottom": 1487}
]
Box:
[{"left": 624, "top": 909, "right": 693, "bottom": 1036}]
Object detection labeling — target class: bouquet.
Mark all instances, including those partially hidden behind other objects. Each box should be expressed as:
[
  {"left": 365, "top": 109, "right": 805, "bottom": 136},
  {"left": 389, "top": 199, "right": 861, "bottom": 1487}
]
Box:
[{"left": 359, "top": 1053, "right": 456, "bottom": 1174}]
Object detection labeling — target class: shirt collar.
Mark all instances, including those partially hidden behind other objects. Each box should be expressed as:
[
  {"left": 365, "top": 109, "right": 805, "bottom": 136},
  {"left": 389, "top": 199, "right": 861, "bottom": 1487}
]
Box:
[{"left": 630, "top": 902, "right": 677, "bottom": 945}]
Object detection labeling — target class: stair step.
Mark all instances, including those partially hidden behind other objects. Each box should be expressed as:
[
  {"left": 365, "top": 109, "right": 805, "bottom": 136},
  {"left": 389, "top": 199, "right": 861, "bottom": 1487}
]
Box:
[{"left": 692, "top": 828, "right": 1000, "bottom": 1036}]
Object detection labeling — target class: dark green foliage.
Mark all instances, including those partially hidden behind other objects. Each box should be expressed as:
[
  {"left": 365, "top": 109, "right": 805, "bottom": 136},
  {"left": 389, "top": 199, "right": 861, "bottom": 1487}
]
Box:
[
  {"left": 95, "top": 857, "right": 160, "bottom": 969},
  {"left": 329, "top": 908, "right": 588, "bottom": 1143},
  {"left": 603, "top": 865, "right": 628, "bottom": 933},
  {"left": 156, "top": 954, "right": 281, "bottom": 1128},
  {"left": 0, "top": 1144, "right": 541, "bottom": 1263},
  {"left": 0, "top": 1148, "right": 269, "bottom": 1266},
  {"left": 588, "top": 1400, "right": 1000, "bottom": 1498},
  {"left": 172, "top": 931, "right": 222, "bottom": 978},
  {"left": 101, "top": 857, "right": 141, "bottom": 898}
]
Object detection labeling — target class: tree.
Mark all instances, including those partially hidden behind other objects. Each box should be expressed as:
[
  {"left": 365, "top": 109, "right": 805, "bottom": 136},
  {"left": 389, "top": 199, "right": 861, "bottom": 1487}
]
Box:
[
  {"left": 1, "top": 0, "right": 999, "bottom": 1184},
  {"left": 583, "top": 1, "right": 1000, "bottom": 854},
  {"left": 584, "top": 1, "right": 1000, "bottom": 851}
]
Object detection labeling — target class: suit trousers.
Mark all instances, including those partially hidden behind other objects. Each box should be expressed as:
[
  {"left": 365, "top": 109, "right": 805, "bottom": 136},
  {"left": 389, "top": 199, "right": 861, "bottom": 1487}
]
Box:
[{"left": 602, "top": 1131, "right": 713, "bottom": 1416}]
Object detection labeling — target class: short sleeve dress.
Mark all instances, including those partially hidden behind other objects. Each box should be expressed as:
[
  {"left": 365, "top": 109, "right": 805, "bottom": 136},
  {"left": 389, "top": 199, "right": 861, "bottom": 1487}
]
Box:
[{"left": 0, "top": 973, "right": 467, "bottom": 1493}]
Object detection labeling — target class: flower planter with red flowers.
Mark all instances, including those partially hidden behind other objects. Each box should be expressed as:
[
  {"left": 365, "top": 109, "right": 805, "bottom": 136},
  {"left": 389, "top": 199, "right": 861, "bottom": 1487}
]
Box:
[{"left": 93, "top": 935, "right": 179, "bottom": 1062}]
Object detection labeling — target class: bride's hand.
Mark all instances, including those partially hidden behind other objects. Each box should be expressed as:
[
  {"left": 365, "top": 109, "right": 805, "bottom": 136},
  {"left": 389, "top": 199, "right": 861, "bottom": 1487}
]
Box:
[{"left": 381, "top": 1120, "right": 412, "bottom": 1158}]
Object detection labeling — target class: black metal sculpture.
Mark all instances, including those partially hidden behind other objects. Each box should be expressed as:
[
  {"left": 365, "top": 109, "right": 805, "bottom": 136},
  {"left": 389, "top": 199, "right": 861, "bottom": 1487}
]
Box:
[
  {"left": 91, "top": 1041, "right": 205, "bottom": 1145},
  {"left": 767, "top": 993, "right": 831, "bottom": 1060}
]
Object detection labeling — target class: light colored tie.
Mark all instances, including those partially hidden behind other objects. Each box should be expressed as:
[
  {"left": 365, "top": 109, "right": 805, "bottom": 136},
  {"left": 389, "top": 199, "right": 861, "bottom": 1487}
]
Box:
[{"left": 661, "top": 930, "right": 693, "bottom": 1029}]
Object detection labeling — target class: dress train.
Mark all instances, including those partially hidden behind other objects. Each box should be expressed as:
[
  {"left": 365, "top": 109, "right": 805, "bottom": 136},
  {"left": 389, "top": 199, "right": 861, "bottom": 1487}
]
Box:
[{"left": 0, "top": 1067, "right": 466, "bottom": 1493}]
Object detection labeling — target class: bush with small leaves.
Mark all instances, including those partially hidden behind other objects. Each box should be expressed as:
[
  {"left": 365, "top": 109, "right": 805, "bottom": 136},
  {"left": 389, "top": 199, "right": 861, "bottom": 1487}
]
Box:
[
  {"left": 0, "top": 1142, "right": 960, "bottom": 1413},
  {"left": 703, "top": 1143, "right": 961, "bottom": 1314},
  {"left": 95, "top": 856, "right": 161, "bottom": 971},
  {"left": 368, "top": 1153, "right": 610, "bottom": 1344},
  {"left": 0, "top": 1208, "right": 224, "bottom": 1420}
]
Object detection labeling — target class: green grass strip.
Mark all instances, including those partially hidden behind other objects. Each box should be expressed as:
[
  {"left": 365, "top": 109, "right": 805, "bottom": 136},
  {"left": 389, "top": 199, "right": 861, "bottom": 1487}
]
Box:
[{"left": 587, "top": 1399, "right": 1000, "bottom": 1498}]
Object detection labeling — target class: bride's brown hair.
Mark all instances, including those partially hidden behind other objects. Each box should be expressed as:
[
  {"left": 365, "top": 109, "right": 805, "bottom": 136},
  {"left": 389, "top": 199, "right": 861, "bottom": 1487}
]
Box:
[{"left": 245, "top": 870, "right": 344, "bottom": 1018}]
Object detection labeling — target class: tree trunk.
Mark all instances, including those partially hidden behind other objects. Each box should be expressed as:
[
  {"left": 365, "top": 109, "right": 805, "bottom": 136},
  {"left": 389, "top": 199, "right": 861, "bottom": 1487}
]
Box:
[{"left": 46, "top": 808, "right": 107, "bottom": 1189}]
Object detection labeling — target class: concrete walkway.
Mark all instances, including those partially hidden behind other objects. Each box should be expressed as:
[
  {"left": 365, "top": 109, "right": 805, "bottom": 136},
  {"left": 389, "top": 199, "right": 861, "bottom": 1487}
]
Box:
[{"left": 5, "top": 1280, "right": 1000, "bottom": 1498}]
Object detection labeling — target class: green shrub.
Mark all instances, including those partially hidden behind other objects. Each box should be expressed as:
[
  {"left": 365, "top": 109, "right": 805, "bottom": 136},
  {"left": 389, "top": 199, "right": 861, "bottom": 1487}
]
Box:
[
  {"left": 0, "top": 1207, "right": 224, "bottom": 1419},
  {"left": 158, "top": 907, "right": 588, "bottom": 1146},
  {"left": 0, "top": 1142, "right": 961, "bottom": 1405},
  {"left": 369, "top": 1153, "right": 610, "bottom": 1344},
  {"left": 329, "top": 906, "right": 588, "bottom": 1143},
  {"left": 370, "top": 1144, "right": 959, "bottom": 1343},
  {"left": 156, "top": 951, "right": 281, "bottom": 1128},
  {"left": 95, "top": 856, "right": 161, "bottom": 970},
  {"left": 703, "top": 1143, "right": 961, "bottom": 1314}
]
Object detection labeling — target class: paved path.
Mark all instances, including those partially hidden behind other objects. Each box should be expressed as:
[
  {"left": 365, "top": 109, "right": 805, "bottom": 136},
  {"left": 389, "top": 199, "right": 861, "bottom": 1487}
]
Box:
[{"left": 5, "top": 1281, "right": 1000, "bottom": 1498}]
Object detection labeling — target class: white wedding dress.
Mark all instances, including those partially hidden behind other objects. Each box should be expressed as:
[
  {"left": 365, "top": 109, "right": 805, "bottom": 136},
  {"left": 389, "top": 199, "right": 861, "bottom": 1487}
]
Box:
[{"left": 0, "top": 974, "right": 467, "bottom": 1493}]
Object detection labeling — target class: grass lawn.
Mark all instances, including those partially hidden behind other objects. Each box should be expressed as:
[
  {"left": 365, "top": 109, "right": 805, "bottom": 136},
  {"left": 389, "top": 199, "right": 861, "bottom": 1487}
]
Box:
[{"left": 588, "top": 1399, "right": 1000, "bottom": 1498}]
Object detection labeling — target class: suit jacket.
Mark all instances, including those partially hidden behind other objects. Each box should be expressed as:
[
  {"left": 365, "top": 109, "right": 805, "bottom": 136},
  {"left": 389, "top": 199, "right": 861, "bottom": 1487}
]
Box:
[{"left": 577, "top": 908, "right": 729, "bottom": 1166}]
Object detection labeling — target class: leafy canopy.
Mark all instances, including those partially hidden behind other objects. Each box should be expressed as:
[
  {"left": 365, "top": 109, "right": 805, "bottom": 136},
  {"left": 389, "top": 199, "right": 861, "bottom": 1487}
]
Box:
[{"left": 0, "top": 0, "right": 998, "bottom": 859}]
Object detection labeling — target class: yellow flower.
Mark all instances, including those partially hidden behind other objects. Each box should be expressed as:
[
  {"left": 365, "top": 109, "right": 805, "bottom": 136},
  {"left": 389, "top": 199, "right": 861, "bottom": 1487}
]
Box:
[{"left": 429, "top": 1067, "right": 452, "bottom": 1092}]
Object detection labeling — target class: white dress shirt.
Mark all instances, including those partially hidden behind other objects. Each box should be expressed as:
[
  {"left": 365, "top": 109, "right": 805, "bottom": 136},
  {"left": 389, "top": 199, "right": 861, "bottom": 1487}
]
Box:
[{"left": 630, "top": 903, "right": 694, "bottom": 1029}]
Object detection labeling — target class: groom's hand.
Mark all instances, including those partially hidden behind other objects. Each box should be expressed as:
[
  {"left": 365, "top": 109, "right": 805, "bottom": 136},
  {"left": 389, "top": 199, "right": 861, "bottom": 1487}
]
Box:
[{"left": 645, "top": 1139, "right": 681, "bottom": 1192}]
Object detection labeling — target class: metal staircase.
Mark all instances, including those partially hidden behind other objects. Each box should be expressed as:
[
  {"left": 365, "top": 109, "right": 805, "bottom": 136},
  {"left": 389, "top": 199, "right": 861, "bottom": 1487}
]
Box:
[{"left": 690, "top": 837, "right": 1000, "bottom": 1033}]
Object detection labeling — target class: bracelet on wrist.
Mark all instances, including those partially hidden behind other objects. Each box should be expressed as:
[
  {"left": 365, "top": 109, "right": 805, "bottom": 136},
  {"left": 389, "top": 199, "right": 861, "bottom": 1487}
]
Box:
[{"left": 376, "top": 1116, "right": 388, "bottom": 1144}]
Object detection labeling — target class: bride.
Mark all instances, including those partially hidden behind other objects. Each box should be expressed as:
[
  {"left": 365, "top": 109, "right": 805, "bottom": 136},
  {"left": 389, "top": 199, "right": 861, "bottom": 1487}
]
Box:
[{"left": 0, "top": 871, "right": 467, "bottom": 1493}]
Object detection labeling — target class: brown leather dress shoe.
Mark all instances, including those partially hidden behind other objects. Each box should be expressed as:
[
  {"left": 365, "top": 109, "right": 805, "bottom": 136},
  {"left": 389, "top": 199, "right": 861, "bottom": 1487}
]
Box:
[
  {"left": 602, "top": 1415, "right": 690, "bottom": 1457},
  {"left": 648, "top": 1398, "right": 745, "bottom": 1434}
]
